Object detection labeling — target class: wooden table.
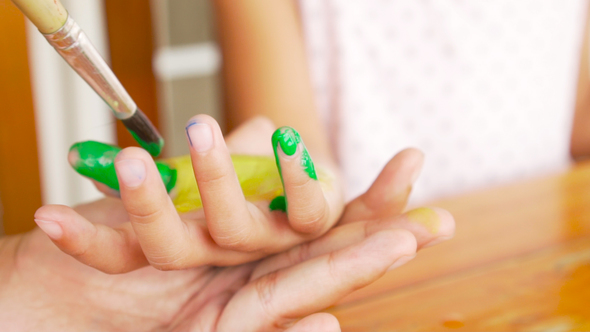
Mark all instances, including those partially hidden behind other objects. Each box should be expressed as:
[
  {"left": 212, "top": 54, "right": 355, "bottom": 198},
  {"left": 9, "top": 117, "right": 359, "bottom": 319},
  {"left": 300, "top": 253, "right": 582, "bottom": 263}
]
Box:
[{"left": 329, "top": 161, "right": 590, "bottom": 331}]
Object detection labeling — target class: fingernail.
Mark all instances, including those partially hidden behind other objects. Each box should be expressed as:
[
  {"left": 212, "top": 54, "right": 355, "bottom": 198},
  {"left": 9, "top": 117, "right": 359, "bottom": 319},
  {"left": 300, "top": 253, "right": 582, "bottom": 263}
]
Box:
[
  {"left": 271, "top": 127, "right": 317, "bottom": 180},
  {"left": 387, "top": 254, "right": 416, "bottom": 271},
  {"left": 35, "top": 219, "right": 63, "bottom": 240},
  {"left": 116, "top": 159, "right": 146, "bottom": 188},
  {"left": 186, "top": 121, "right": 213, "bottom": 152},
  {"left": 406, "top": 207, "right": 440, "bottom": 234},
  {"left": 272, "top": 127, "right": 300, "bottom": 156}
]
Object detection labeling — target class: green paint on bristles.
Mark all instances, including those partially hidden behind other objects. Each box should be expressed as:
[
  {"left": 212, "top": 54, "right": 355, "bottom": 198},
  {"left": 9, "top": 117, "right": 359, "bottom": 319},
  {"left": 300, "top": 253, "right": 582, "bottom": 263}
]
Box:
[
  {"left": 269, "top": 195, "right": 287, "bottom": 212},
  {"left": 269, "top": 127, "right": 318, "bottom": 212},
  {"left": 69, "top": 141, "right": 176, "bottom": 193},
  {"left": 129, "top": 130, "right": 165, "bottom": 157}
]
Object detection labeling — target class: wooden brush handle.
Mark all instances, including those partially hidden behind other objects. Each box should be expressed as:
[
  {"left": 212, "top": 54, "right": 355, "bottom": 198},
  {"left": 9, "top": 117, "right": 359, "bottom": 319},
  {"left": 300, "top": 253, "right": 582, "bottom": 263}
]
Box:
[{"left": 12, "top": 0, "right": 68, "bottom": 33}]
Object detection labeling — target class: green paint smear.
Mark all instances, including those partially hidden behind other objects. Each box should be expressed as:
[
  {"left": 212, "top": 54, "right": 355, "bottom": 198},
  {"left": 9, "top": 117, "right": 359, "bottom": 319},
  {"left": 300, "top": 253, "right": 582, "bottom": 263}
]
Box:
[
  {"left": 269, "top": 195, "right": 287, "bottom": 212},
  {"left": 69, "top": 141, "right": 176, "bottom": 192},
  {"left": 129, "top": 130, "right": 165, "bottom": 158},
  {"left": 269, "top": 127, "right": 318, "bottom": 212}
]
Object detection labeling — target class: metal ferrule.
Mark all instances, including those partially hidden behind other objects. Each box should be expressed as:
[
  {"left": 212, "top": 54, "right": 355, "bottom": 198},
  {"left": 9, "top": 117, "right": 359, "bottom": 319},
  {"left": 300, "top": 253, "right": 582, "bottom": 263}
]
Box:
[{"left": 43, "top": 16, "right": 136, "bottom": 119}]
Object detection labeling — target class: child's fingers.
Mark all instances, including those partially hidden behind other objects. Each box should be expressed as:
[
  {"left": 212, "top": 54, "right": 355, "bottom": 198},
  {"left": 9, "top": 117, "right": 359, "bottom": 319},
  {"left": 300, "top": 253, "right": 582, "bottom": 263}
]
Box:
[
  {"left": 34, "top": 204, "right": 147, "bottom": 273},
  {"left": 339, "top": 148, "right": 424, "bottom": 225},
  {"left": 272, "top": 127, "right": 330, "bottom": 234},
  {"left": 251, "top": 207, "right": 454, "bottom": 280},
  {"left": 115, "top": 147, "right": 195, "bottom": 268},
  {"left": 217, "top": 229, "right": 416, "bottom": 332},
  {"left": 185, "top": 115, "right": 275, "bottom": 251},
  {"left": 68, "top": 141, "right": 176, "bottom": 198}
]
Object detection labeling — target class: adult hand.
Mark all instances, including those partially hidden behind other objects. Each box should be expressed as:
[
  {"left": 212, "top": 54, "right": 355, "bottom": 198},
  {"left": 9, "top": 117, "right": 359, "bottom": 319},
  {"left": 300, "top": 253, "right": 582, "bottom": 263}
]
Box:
[{"left": 2, "top": 149, "right": 454, "bottom": 331}]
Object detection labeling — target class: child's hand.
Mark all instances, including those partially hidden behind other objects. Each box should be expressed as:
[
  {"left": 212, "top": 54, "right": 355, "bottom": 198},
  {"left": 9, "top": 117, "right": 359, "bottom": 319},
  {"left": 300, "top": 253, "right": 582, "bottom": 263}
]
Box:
[{"left": 35, "top": 116, "right": 348, "bottom": 273}]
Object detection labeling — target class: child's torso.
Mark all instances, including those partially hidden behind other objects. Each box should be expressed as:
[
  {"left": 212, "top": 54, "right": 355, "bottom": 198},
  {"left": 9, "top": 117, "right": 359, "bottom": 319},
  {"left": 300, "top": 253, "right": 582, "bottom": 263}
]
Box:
[{"left": 299, "top": 0, "right": 588, "bottom": 202}]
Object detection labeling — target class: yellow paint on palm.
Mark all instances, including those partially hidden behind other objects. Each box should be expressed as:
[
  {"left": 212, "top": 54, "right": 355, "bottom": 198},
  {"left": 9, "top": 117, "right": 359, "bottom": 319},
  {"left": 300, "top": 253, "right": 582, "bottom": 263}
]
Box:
[
  {"left": 406, "top": 207, "right": 440, "bottom": 234},
  {"left": 164, "top": 155, "right": 284, "bottom": 213},
  {"left": 69, "top": 140, "right": 334, "bottom": 213}
]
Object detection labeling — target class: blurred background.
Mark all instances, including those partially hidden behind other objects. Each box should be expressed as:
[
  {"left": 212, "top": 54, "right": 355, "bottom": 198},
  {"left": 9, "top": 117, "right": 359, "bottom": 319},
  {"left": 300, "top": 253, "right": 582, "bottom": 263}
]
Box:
[{"left": 0, "top": 0, "right": 221, "bottom": 235}]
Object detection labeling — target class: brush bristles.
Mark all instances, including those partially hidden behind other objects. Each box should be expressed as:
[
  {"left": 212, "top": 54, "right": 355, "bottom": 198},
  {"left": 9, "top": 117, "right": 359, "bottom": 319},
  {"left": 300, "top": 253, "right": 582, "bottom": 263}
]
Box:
[{"left": 121, "top": 109, "right": 164, "bottom": 157}]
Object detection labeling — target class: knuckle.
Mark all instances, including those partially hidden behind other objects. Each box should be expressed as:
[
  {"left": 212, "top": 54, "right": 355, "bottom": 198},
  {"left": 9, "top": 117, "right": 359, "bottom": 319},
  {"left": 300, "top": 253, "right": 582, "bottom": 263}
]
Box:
[
  {"left": 68, "top": 225, "right": 98, "bottom": 258},
  {"left": 147, "top": 247, "right": 188, "bottom": 271},
  {"left": 326, "top": 251, "right": 342, "bottom": 285},
  {"left": 197, "top": 165, "right": 233, "bottom": 188},
  {"left": 128, "top": 207, "right": 164, "bottom": 224},
  {"left": 254, "top": 271, "right": 280, "bottom": 322},
  {"left": 285, "top": 173, "right": 314, "bottom": 190},
  {"left": 286, "top": 241, "right": 311, "bottom": 266},
  {"left": 214, "top": 229, "right": 257, "bottom": 252},
  {"left": 289, "top": 203, "right": 329, "bottom": 234}
]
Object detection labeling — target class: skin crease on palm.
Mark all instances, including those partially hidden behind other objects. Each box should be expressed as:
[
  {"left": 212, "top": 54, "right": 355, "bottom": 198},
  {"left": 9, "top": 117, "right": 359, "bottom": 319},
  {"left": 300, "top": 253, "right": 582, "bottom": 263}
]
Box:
[{"left": 0, "top": 117, "right": 455, "bottom": 331}]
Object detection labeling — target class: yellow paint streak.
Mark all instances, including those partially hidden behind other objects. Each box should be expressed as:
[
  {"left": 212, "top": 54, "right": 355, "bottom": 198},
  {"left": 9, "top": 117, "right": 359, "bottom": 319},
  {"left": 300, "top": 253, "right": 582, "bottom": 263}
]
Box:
[
  {"left": 406, "top": 207, "right": 440, "bottom": 234},
  {"left": 163, "top": 154, "right": 333, "bottom": 213}
]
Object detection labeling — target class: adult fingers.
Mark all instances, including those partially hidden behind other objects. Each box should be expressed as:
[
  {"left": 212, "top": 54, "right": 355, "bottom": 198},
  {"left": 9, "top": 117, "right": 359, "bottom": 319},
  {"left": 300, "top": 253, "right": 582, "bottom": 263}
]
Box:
[
  {"left": 251, "top": 207, "right": 454, "bottom": 280},
  {"left": 34, "top": 204, "right": 147, "bottom": 273},
  {"left": 115, "top": 147, "right": 194, "bottom": 268},
  {"left": 284, "top": 313, "right": 341, "bottom": 332},
  {"left": 339, "top": 148, "right": 424, "bottom": 225},
  {"left": 217, "top": 229, "right": 417, "bottom": 331},
  {"left": 271, "top": 126, "right": 332, "bottom": 234},
  {"left": 185, "top": 114, "right": 274, "bottom": 251}
]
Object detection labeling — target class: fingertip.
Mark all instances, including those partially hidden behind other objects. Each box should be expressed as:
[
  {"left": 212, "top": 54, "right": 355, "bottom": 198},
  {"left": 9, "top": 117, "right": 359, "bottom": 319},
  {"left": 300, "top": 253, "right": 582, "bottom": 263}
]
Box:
[
  {"left": 34, "top": 205, "right": 92, "bottom": 242},
  {"left": 405, "top": 207, "right": 453, "bottom": 236},
  {"left": 115, "top": 146, "right": 152, "bottom": 163},
  {"left": 287, "top": 313, "right": 341, "bottom": 332},
  {"left": 420, "top": 207, "right": 456, "bottom": 248},
  {"left": 186, "top": 114, "right": 223, "bottom": 133},
  {"left": 67, "top": 145, "right": 80, "bottom": 168}
]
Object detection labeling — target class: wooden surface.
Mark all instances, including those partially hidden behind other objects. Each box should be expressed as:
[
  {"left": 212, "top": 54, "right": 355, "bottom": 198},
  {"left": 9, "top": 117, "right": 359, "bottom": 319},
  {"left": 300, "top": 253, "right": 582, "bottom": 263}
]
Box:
[
  {"left": 329, "top": 161, "right": 590, "bottom": 331},
  {"left": 0, "top": 0, "right": 43, "bottom": 235}
]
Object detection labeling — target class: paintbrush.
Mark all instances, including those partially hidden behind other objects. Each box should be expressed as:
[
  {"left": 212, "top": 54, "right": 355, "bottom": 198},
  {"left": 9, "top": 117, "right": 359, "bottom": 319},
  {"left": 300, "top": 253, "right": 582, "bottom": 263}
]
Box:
[{"left": 12, "top": 0, "right": 164, "bottom": 157}]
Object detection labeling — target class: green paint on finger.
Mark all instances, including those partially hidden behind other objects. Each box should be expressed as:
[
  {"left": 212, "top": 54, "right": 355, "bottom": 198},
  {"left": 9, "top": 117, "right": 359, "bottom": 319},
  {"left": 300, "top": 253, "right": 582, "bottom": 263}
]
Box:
[
  {"left": 269, "top": 195, "right": 287, "bottom": 212},
  {"left": 271, "top": 126, "right": 318, "bottom": 180},
  {"left": 69, "top": 141, "right": 176, "bottom": 193},
  {"left": 269, "top": 127, "right": 318, "bottom": 212},
  {"left": 156, "top": 161, "right": 177, "bottom": 192},
  {"left": 69, "top": 141, "right": 121, "bottom": 190}
]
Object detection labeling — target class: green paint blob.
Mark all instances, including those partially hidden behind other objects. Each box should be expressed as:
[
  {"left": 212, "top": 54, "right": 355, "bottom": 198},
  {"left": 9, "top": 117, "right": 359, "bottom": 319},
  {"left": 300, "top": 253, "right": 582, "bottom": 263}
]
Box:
[
  {"left": 156, "top": 161, "right": 177, "bottom": 192},
  {"left": 70, "top": 141, "right": 121, "bottom": 190},
  {"left": 269, "top": 127, "right": 318, "bottom": 212},
  {"left": 269, "top": 195, "right": 287, "bottom": 212},
  {"left": 129, "top": 130, "right": 165, "bottom": 158},
  {"left": 69, "top": 141, "right": 176, "bottom": 193},
  {"left": 271, "top": 127, "right": 318, "bottom": 180}
]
